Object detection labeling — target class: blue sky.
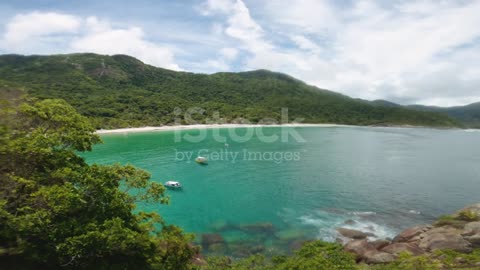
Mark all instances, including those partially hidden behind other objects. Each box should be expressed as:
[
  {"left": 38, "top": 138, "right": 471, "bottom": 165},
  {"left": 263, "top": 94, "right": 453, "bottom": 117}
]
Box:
[{"left": 1, "top": 0, "right": 480, "bottom": 106}]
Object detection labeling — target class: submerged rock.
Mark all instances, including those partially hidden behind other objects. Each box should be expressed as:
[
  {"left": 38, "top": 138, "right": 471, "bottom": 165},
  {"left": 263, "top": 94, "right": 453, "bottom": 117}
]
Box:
[
  {"left": 201, "top": 233, "right": 225, "bottom": 247},
  {"left": 275, "top": 229, "right": 305, "bottom": 241},
  {"left": 336, "top": 227, "right": 375, "bottom": 240},
  {"left": 239, "top": 222, "right": 275, "bottom": 234},
  {"left": 228, "top": 240, "right": 265, "bottom": 258},
  {"left": 210, "top": 220, "right": 231, "bottom": 231}
]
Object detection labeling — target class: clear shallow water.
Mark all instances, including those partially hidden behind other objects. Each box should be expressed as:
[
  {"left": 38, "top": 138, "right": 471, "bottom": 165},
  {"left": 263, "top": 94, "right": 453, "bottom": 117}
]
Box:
[{"left": 83, "top": 126, "right": 480, "bottom": 256}]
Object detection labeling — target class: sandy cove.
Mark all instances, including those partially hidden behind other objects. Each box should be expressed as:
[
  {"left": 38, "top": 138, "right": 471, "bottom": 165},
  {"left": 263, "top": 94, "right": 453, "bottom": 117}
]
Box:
[{"left": 95, "top": 123, "right": 349, "bottom": 134}]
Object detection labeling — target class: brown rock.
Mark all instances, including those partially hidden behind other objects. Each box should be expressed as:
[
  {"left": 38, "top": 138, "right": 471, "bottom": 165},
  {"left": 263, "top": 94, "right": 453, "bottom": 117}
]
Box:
[
  {"left": 363, "top": 250, "right": 396, "bottom": 264},
  {"left": 344, "top": 239, "right": 376, "bottom": 261},
  {"left": 464, "top": 233, "right": 480, "bottom": 247},
  {"left": 462, "top": 221, "right": 480, "bottom": 236},
  {"left": 337, "top": 227, "right": 375, "bottom": 239},
  {"left": 393, "top": 225, "right": 431, "bottom": 243},
  {"left": 418, "top": 228, "right": 472, "bottom": 253},
  {"left": 381, "top": 242, "right": 425, "bottom": 256},
  {"left": 370, "top": 239, "right": 391, "bottom": 250}
]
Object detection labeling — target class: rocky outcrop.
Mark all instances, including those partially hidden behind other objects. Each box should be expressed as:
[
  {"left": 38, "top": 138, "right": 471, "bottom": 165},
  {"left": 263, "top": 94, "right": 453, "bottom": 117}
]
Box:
[
  {"left": 342, "top": 203, "right": 480, "bottom": 264},
  {"left": 344, "top": 239, "right": 395, "bottom": 263},
  {"left": 392, "top": 225, "right": 431, "bottom": 243},
  {"left": 418, "top": 227, "right": 472, "bottom": 253},
  {"left": 381, "top": 242, "right": 424, "bottom": 256}
]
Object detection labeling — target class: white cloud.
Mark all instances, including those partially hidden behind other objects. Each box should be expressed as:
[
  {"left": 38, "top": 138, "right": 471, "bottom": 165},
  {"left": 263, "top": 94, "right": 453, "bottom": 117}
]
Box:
[
  {"left": 0, "top": 12, "right": 180, "bottom": 70},
  {"left": 201, "top": 0, "right": 480, "bottom": 106},
  {"left": 2, "top": 12, "right": 80, "bottom": 52},
  {"left": 219, "top": 47, "right": 238, "bottom": 61}
]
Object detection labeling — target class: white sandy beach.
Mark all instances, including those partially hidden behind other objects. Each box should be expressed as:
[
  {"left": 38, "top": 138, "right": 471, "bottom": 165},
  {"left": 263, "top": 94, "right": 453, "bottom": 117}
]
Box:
[{"left": 96, "top": 123, "right": 348, "bottom": 134}]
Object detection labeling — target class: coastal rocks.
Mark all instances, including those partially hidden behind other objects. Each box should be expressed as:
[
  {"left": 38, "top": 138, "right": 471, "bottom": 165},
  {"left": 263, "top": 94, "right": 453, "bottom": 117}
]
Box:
[
  {"left": 363, "top": 251, "right": 396, "bottom": 264},
  {"left": 418, "top": 227, "right": 472, "bottom": 253},
  {"left": 344, "top": 240, "right": 376, "bottom": 260},
  {"left": 344, "top": 240, "right": 395, "bottom": 263},
  {"left": 392, "top": 225, "right": 431, "bottom": 243},
  {"left": 341, "top": 203, "right": 480, "bottom": 265},
  {"left": 462, "top": 222, "right": 480, "bottom": 247},
  {"left": 462, "top": 221, "right": 480, "bottom": 236},
  {"left": 464, "top": 234, "right": 480, "bottom": 247},
  {"left": 336, "top": 227, "right": 375, "bottom": 240},
  {"left": 381, "top": 242, "right": 424, "bottom": 256},
  {"left": 370, "top": 239, "right": 391, "bottom": 250}
]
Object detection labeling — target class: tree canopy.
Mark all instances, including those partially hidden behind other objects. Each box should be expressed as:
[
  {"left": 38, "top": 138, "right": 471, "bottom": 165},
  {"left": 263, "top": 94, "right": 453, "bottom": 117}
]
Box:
[
  {"left": 0, "top": 54, "right": 461, "bottom": 129},
  {"left": 0, "top": 98, "right": 196, "bottom": 269}
]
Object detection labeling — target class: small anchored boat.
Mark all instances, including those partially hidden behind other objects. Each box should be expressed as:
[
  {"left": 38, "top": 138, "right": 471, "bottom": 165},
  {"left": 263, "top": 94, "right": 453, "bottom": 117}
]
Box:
[
  {"left": 195, "top": 156, "right": 208, "bottom": 165},
  {"left": 164, "top": 181, "right": 182, "bottom": 189}
]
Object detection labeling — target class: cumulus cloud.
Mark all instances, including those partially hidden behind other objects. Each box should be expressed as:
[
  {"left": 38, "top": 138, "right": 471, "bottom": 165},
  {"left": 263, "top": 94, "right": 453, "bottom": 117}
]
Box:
[
  {"left": 2, "top": 12, "right": 80, "bottom": 53},
  {"left": 0, "top": 12, "right": 180, "bottom": 70},
  {"left": 201, "top": 0, "right": 480, "bottom": 106}
]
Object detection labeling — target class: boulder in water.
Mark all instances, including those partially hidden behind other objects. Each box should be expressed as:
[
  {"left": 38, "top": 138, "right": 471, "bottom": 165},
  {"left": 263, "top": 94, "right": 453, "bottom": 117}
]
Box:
[{"left": 336, "top": 227, "right": 375, "bottom": 239}]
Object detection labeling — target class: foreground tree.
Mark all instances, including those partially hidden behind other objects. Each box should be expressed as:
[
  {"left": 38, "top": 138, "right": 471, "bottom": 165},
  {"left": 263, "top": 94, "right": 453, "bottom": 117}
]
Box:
[{"left": 0, "top": 98, "right": 197, "bottom": 269}]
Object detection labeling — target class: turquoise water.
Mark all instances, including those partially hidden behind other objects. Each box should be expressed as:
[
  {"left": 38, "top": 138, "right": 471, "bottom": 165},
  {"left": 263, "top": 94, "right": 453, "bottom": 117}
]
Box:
[{"left": 83, "top": 126, "right": 480, "bottom": 256}]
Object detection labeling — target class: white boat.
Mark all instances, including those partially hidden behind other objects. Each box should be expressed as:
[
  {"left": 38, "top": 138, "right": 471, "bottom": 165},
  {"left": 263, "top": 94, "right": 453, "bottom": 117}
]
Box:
[
  {"left": 195, "top": 156, "right": 208, "bottom": 164},
  {"left": 165, "top": 181, "right": 182, "bottom": 189}
]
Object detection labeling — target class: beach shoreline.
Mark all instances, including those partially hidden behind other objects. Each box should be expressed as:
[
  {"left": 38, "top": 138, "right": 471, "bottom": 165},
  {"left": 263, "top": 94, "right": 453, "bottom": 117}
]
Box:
[
  {"left": 95, "top": 123, "right": 349, "bottom": 134},
  {"left": 95, "top": 123, "right": 464, "bottom": 134}
]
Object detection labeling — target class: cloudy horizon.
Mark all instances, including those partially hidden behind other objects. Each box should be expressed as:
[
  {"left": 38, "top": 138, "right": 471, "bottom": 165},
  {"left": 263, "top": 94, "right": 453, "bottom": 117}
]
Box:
[{"left": 1, "top": 0, "right": 479, "bottom": 107}]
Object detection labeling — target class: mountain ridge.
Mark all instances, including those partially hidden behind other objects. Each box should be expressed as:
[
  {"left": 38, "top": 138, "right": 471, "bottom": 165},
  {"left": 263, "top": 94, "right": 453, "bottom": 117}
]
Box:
[{"left": 0, "top": 53, "right": 469, "bottom": 128}]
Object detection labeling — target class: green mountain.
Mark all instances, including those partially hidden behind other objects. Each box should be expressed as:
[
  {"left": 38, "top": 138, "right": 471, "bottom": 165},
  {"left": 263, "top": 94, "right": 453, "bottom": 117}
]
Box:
[{"left": 0, "top": 53, "right": 460, "bottom": 128}]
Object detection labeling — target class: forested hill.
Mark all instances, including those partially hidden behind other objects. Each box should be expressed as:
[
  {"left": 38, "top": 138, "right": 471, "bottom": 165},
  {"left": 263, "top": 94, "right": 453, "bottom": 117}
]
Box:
[
  {"left": 0, "top": 53, "right": 460, "bottom": 128},
  {"left": 408, "top": 103, "right": 480, "bottom": 128}
]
